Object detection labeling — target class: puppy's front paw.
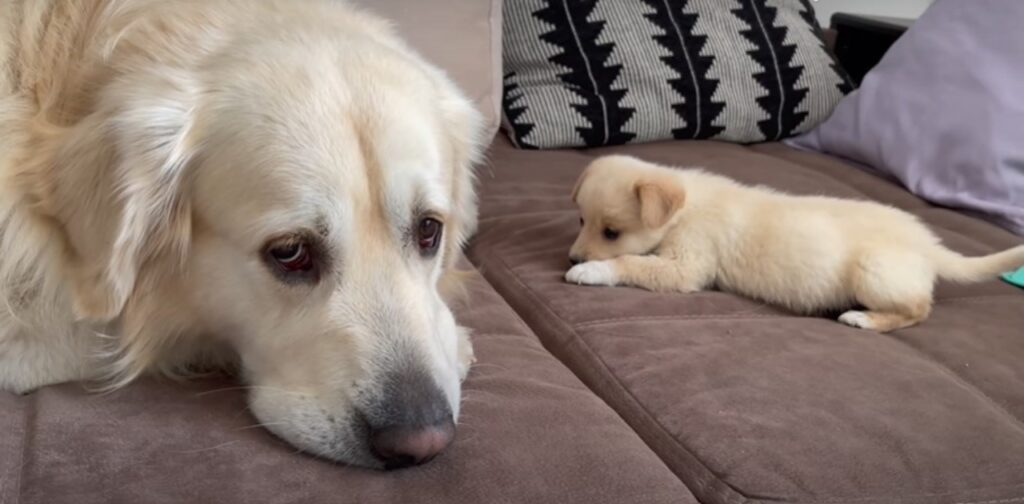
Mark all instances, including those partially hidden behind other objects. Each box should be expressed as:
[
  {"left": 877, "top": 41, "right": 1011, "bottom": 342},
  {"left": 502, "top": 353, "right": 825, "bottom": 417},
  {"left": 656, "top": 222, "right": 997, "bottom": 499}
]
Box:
[
  {"left": 838, "top": 310, "right": 874, "bottom": 330},
  {"left": 565, "top": 261, "right": 618, "bottom": 286}
]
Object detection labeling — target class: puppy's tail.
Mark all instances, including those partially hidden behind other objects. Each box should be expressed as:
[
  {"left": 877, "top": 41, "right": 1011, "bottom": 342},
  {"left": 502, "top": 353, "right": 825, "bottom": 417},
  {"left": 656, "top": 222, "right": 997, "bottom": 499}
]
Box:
[{"left": 931, "top": 245, "right": 1024, "bottom": 283}]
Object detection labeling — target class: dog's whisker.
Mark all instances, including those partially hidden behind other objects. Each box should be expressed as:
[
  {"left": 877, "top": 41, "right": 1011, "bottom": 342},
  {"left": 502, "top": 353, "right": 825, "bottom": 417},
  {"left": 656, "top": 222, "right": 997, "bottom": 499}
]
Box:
[
  {"left": 194, "top": 384, "right": 305, "bottom": 397},
  {"left": 454, "top": 431, "right": 479, "bottom": 446},
  {"left": 288, "top": 444, "right": 310, "bottom": 458},
  {"left": 236, "top": 421, "right": 290, "bottom": 431},
  {"left": 457, "top": 397, "right": 493, "bottom": 406},
  {"left": 467, "top": 362, "right": 509, "bottom": 373},
  {"left": 0, "top": 292, "right": 32, "bottom": 329},
  {"left": 175, "top": 439, "right": 243, "bottom": 454},
  {"left": 229, "top": 405, "right": 257, "bottom": 424},
  {"left": 194, "top": 385, "right": 254, "bottom": 397}
]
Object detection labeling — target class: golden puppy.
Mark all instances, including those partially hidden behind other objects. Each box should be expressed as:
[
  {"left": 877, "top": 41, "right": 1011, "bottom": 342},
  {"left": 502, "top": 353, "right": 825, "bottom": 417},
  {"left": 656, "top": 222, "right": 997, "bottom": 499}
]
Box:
[
  {"left": 0, "top": 0, "right": 483, "bottom": 469},
  {"left": 566, "top": 155, "right": 1024, "bottom": 332}
]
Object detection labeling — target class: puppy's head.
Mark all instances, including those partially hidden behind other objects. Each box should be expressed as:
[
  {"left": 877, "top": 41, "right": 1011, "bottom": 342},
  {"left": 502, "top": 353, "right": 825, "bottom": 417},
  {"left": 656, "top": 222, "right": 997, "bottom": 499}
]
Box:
[
  {"left": 31, "top": 3, "right": 483, "bottom": 469},
  {"left": 568, "top": 156, "right": 685, "bottom": 263}
]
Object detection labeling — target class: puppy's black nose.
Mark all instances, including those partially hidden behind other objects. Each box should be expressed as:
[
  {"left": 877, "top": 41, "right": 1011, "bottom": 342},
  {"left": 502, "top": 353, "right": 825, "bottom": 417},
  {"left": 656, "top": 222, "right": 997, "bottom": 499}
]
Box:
[
  {"left": 569, "top": 255, "right": 583, "bottom": 266},
  {"left": 370, "top": 419, "right": 456, "bottom": 470}
]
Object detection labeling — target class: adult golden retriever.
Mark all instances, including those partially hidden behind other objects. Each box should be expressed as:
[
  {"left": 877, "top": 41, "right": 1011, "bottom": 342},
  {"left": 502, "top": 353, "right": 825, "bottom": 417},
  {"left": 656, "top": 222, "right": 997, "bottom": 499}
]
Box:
[{"left": 0, "top": 0, "right": 483, "bottom": 469}]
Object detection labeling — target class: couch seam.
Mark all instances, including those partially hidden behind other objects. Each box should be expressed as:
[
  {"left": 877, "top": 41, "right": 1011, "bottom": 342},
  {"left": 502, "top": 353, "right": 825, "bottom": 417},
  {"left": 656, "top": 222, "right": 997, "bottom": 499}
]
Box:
[
  {"left": 478, "top": 209, "right": 572, "bottom": 224},
  {"left": 461, "top": 262, "right": 557, "bottom": 341},
  {"left": 469, "top": 249, "right": 754, "bottom": 504},
  {"left": 575, "top": 313, "right": 789, "bottom": 329},
  {"left": 935, "top": 295, "right": 1024, "bottom": 304},
  {"left": 570, "top": 295, "right": 1023, "bottom": 330},
  {"left": 956, "top": 497, "right": 1024, "bottom": 504},
  {"left": 810, "top": 485, "right": 1024, "bottom": 504},
  {"left": 885, "top": 334, "right": 1024, "bottom": 436}
]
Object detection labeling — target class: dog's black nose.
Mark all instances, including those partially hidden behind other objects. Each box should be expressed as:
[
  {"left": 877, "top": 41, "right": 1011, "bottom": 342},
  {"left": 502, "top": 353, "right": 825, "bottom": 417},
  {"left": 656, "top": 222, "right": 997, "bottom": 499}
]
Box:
[
  {"left": 370, "top": 419, "right": 455, "bottom": 469},
  {"left": 365, "top": 368, "right": 456, "bottom": 469},
  {"left": 569, "top": 255, "right": 583, "bottom": 266}
]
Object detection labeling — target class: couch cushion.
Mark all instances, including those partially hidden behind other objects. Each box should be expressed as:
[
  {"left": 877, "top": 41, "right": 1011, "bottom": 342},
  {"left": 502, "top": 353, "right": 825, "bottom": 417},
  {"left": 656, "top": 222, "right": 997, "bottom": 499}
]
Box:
[
  {"left": 0, "top": 265, "right": 694, "bottom": 504},
  {"left": 468, "top": 136, "right": 1024, "bottom": 504},
  {"left": 353, "top": 0, "right": 503, "bottom": 139}
]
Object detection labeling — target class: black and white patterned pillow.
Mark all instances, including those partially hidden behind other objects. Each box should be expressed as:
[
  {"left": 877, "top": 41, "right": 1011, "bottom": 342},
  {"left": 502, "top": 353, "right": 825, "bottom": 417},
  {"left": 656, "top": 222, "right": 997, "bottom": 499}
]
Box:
[{"left": 502, "top": 0, "right": 853, "bottom": 149}]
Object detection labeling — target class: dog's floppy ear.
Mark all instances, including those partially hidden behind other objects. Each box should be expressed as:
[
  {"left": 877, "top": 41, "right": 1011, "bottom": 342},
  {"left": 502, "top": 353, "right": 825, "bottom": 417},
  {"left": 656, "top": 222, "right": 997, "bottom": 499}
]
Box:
[
  {"left": 62, "top": 71, "right": 199, "bottom": 322},
  {"left": 435, "top": 79, "right": 486, "bottom": 280},
  {"left": 635, "top": 175, "right": 685, "bottom": 229}
]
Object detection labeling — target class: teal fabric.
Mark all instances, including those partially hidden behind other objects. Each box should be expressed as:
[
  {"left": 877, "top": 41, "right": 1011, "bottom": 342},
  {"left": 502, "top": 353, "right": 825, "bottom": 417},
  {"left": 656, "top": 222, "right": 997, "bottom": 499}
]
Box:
[{"left": 1002, "top": 266, "right": 1024, "bottom": 288}]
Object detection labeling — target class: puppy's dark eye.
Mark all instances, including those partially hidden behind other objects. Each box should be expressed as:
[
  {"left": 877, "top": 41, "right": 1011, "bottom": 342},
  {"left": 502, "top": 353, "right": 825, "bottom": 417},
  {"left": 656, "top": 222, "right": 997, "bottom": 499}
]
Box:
[
  {"left": 602, "top": 227, "right": 620, "bottom": 241},
  {"left": 580, "top": 217, "right": 585, "bottom": 227},
  {"left": 268, "top": 241, "right": 314, "bottom": 272},
  {"left": 417, "top": 217, "right": 443, "bottom": 255}
]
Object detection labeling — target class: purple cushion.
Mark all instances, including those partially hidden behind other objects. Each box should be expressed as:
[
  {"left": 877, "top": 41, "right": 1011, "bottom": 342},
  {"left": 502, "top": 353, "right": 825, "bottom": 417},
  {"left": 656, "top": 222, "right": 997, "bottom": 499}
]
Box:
[{"left": 787, "top": 0, "right": 1024, "bottom": 236}]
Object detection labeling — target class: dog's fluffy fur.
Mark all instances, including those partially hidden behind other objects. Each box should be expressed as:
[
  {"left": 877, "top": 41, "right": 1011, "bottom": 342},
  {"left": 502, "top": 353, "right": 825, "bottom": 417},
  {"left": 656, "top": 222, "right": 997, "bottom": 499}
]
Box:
[
  {"left": 0, "top": 0, "right": 484, "bottom": 467},
  {"left": 566, "top": 155, "right": 1024, "bottom": 332}
]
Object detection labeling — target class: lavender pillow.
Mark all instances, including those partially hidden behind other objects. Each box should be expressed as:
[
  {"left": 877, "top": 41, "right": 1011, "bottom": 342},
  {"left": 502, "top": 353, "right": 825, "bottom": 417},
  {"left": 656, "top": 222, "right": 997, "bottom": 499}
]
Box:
[{"left": 787, "top": 0, "right": 1024, "bottom": 237}]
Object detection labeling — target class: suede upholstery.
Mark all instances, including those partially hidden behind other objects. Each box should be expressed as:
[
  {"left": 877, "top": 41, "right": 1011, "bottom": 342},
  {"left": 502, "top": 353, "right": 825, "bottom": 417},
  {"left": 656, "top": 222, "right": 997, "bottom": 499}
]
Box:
[
  {"left": 3, "top": 137, "right": 1022, "bottom": 503},
  {"left": 467, "top": 137, "right": 1024, "bottom": 504}
]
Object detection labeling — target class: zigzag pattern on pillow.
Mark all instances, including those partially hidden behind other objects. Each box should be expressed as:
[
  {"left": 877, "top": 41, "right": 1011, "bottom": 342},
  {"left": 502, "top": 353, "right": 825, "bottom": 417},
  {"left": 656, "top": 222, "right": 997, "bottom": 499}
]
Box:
[{"left": 502, "top": 0, "right": 852, "bottom": 149}]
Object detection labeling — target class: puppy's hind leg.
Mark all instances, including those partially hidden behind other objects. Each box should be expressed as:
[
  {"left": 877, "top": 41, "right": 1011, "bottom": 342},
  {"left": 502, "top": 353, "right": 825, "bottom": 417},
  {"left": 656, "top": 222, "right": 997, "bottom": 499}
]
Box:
[{"left": 839, "top": 250, "right": 935, "bottom": 333}]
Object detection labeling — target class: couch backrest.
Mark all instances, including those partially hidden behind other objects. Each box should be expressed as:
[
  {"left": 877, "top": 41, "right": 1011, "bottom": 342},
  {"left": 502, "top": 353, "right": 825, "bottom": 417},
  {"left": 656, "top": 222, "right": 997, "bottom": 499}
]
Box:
[{"left": 352, "top": 0, "right": 503, "bottom": 140}]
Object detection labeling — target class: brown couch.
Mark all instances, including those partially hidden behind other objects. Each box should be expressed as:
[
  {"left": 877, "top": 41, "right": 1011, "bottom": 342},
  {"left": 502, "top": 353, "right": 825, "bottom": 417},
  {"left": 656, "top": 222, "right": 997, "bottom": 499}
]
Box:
[{"left": 5, "top": 134, "right": 1023, "bottom": 503}]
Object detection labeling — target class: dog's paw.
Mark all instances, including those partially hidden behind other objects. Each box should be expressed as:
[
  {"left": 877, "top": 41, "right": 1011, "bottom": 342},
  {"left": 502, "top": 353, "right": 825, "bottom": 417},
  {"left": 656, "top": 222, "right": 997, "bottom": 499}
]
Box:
[
  {"left": 565, "top": 261, "right": 618, "bottom": 286},
  {"left": 838, "top": 310, "right": 874, "bottom": 330}
]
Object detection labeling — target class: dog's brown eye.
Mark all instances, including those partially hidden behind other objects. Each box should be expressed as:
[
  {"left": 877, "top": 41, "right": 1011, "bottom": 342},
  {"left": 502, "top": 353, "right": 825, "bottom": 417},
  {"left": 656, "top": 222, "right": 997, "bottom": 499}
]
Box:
[
  {"left": 603, "top": 227, "right": 620, "bottom": 241},
  {"left": 270, "top": 242, "right": 313, "bottom": 272},
  {"left": 417, "top": 217, "right": 443, "bottom": 255},
  {"left": 580, "top": 217, "right": 585, "bottom": 227}
]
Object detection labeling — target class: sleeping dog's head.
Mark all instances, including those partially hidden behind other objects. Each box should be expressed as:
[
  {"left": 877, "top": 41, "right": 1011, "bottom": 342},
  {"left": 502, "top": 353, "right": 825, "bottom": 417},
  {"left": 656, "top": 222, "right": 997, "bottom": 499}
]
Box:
[
  {"left": 23, "top": 2, "right": 483, "bottom": 469},
  {"left": 568, "top": 156, "right": 686, "bottom": 264}
]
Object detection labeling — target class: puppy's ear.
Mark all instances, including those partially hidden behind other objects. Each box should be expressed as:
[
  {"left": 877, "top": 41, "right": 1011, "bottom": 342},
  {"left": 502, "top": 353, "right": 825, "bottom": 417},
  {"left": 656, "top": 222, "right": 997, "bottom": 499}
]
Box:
[
  {"left": 62, "top": 71, "right": 199, "bottom": 322},
  {"left": 635, "top": 175, "right": 685, "bottom": 229}
]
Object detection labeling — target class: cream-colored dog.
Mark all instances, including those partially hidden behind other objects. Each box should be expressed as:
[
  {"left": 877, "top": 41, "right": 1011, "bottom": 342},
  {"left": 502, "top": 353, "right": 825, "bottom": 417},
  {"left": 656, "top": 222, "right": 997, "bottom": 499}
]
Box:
[
  {"left": 566, "top": 155, "right": 1024, "bottom": 332},
  {"left": 0, "top": 0, "right": 483, "bottom": 469}
]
